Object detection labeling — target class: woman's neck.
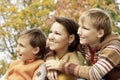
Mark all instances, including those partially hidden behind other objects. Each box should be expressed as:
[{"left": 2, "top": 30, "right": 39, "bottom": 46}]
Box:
[{"left": 56, "top": 49, "right": 68, "bottom": 59}]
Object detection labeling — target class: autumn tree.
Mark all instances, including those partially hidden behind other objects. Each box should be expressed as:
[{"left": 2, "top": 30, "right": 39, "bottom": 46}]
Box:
[{"left": 0, "top": 0, "right": 119, "bottom": 55}]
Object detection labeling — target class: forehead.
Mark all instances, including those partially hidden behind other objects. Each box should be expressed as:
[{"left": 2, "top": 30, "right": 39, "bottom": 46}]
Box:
[
  {"left": 51, "top": 22, "right": 68, "bottom": 32},
  {"left": 19, "top": 34, "right": 31, "bottom": 38},
  {"left": 18, "top": 35, "right": 31, "bottom": 41},
  {"left": 79, "top": 16, "right": 92, "bottom": 26}
]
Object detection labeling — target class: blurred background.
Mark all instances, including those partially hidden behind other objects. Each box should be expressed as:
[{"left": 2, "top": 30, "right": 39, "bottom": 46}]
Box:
[{"left": 0, "top": 0, "right": 120, "bottom": 77}]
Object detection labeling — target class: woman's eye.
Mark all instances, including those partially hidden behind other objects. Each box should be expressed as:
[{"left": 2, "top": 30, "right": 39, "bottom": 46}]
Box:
[
  {"left": 55, "top": 32, "right": 61, "bottom": 35},
  {"left": 49, "top": 30, "right": 61, "bottom": 35}
]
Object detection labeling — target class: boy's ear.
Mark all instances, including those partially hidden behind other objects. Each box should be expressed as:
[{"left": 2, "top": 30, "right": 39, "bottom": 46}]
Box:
[
  {"left": 33, "top": 47, "right": 40, "bottom": 54},
  {"left": 68, "top": 34, "right": 75, "bottom": 44},
  {"left": 97, "top": 29, "right": 104, "bottom": 38}
]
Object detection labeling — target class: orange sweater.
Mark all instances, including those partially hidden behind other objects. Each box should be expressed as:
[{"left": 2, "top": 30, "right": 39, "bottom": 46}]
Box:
[{"left": 4, "top": 59, "right": 44, "bottom": 80}]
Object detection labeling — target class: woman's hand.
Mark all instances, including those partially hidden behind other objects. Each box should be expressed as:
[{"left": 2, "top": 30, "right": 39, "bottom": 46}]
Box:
[
  {"left": 45, "top": 60, "right": 61, "bottom": 71},
  {"left": 45, "top": 56, "right": 70, "bottom": 71},
  {"left": 47, "top": 70, "right": 58, "bottom": 80}
]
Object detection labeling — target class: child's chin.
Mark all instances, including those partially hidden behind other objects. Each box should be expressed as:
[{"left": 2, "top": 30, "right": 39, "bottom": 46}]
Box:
[{"left": 80, "top": 42, "right": 86, "bottom": 45}]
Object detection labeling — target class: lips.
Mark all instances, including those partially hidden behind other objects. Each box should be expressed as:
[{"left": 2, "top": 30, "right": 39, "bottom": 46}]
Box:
[{"left": 49, "top": 42, "right": 55, "bottom": 45}]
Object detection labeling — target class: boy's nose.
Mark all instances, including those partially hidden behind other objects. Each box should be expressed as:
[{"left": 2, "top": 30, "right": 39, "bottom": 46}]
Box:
[
  {"left": 16, "top": 45, "right": 20, "bottom": 53},
  {"left": 77, "top": 27, "right": 81, "bottom": 35}
]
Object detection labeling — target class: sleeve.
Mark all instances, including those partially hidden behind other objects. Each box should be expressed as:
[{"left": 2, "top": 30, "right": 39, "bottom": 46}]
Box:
[
  {"left": 45, "top": 51, "right": 56, "bottom": 61},
  {"left": 33, "top": 63, "right": 47, "bottom": 80},
  {"left": 62, "top": 47, "right": 120, "bottom": 80}
]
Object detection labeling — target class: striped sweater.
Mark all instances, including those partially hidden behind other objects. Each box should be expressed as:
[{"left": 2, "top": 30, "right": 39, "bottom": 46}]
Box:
[{"left": 62, "top": 33, "right": 120, "bottom": 80}]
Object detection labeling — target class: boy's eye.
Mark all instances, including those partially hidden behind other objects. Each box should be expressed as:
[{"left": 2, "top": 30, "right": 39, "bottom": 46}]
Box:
[
  {"left": 49, "top": 30, "right": 52, "bottom": 33},
  {"left": 83, "top": 27, "right": 88, "bottom": 30},
  {"left": 82, "top": 26, "right": 89, "bottom": 30},
  {"left": 18, "top": 43, "right": 24, "bottom": 47},
  {"left": 20, "top": 44, "right": 24, "bottom": 47}
]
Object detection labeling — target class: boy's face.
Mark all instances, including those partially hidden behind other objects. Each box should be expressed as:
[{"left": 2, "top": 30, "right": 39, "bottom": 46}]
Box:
[
  {"left": 77, "top": 20, "right": 103, "bottom": 45},
  {"left": 16, "top": 36, "right": 37, "bottom": 61}
]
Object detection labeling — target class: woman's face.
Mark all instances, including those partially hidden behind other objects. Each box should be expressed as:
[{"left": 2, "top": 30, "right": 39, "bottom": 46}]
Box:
[
  {"left": 77, "top": 20, "right": 102, "bottom": 45},
  {"left": 48, "top": 22, "right": 70, "bottom": 52}
]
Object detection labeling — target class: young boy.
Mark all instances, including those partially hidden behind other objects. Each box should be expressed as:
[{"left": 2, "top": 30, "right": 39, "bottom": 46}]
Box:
[
  {"left": 1, "top": 28, "right": 47, "bottom": 80},
  {"left": 46, "top": 8, "right": 120, "bottom": 80}
]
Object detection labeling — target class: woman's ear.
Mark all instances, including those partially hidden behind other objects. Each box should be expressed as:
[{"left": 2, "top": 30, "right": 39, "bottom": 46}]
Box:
[
  {"left": 68, "top": 34, "right": 75, "bottom": 44},
  {"left": 97, "top": 29, "right": 104, "bottom": 38},
  {"left": 33, "top": 47, "right": 40, "bottom": 54}
]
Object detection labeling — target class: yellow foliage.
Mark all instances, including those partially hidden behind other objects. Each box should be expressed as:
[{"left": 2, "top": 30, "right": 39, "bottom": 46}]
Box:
[
  {"left": 9, "top": 5, "right": 18, "bottom": 13},
  {"left": 109, "top": 3, "right": 118, "bottom": 14},
  {"left": 88, "top": 0, "right": 96, "bottom": 6},
  {"left": 0, "top": 60, "right": 9, "bottom": 75},
  {"left": 42, "top": 0, "right": 53, "bottom": 6}
]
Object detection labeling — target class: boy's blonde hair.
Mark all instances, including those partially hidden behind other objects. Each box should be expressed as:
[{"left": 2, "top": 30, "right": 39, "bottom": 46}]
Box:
[{"left": 79, "top": 8, "right": 112, "bottom": 41}]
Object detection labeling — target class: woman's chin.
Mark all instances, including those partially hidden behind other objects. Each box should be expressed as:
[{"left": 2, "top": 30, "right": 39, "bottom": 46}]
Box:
[{"left": 49, "top": 47, "right": 56, "bottom": 50}]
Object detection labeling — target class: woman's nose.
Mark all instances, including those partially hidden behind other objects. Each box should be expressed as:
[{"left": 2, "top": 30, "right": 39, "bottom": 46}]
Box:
[{"left": 48, "top": 33, "right": 54, "bottom": 40}]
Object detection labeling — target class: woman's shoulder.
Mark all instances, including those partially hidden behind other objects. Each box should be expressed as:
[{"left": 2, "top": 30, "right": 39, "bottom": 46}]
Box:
[
  {"left": 64, "top": 51, "right": 84, "bottom": 64},
  {"left": 66, "top": 51, "right": 84, "bottom": 58},
  {"left": 66, "top": 51, "right": 78, "bottom": 56}
]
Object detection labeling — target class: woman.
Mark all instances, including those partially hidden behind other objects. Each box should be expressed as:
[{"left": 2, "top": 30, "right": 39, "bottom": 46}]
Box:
[
  {"left": 45, "top": 17, "right": 84, "bottom": 80},
  {"left": 46, "top": 8, "right": 120, "bottom": 80}
]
